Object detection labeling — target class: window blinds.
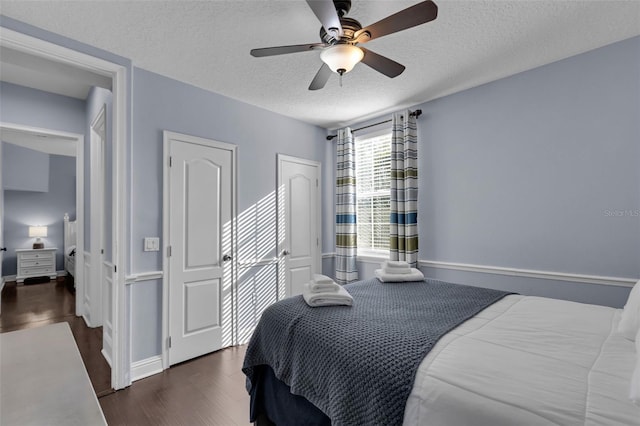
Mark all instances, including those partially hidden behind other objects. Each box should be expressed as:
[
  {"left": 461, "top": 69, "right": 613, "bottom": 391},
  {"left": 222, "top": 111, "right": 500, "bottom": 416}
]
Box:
[{"left": 355, "top": 133, "right": 391, "bottom": 251}]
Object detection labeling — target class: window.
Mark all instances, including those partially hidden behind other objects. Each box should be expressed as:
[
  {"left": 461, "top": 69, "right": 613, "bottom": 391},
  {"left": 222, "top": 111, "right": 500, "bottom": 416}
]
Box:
[{"left": 355, "top": 132, "right": 391, "bottom": 254}]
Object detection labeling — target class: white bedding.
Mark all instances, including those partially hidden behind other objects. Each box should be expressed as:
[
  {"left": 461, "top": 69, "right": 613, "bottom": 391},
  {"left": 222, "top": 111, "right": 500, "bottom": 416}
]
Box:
[
  {"left": 63, "top": 214, "right": 77, "bottom": 278},
  {"left": 404, "top": 295, "right": 640, "bottom": 425},
  {"left": 65, "top": 252, "right": 76, "bottom": 278}
]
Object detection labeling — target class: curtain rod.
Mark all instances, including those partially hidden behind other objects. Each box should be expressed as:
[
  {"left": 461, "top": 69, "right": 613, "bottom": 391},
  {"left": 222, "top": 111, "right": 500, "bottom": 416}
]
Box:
[{"left": 326, "top": 109, "right": 422, "bottom": 141}]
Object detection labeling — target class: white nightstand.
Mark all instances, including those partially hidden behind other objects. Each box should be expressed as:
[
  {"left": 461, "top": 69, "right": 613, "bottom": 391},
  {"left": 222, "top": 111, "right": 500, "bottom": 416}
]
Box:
[{"left": 16, "top": 248, "right": 57, "bottom": 283}]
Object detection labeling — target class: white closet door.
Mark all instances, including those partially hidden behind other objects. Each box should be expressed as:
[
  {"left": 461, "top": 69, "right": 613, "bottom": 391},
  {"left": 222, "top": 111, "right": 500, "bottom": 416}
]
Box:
[{"left": 167, "top": 134, "right": 235, "bottom": 365}]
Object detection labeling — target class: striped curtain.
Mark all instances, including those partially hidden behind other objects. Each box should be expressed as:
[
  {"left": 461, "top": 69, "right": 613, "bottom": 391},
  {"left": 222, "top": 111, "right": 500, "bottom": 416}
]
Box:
[
  {"left": 390, "top": 111, "right": 419, "bottom": 266},
  {"left": 335, "top": 127, "right": 358, "bottom": 284}
]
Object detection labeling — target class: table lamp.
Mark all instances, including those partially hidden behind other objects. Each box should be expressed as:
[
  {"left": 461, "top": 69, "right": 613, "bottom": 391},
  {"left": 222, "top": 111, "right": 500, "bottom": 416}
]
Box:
[{"left": 29, "top": 226, "right": 47, "bottom": 249}]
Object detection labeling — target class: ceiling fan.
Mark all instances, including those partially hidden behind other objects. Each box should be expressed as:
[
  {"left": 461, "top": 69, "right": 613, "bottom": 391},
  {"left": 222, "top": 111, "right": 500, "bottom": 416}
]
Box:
[{"left": 250, "top": 0, "right": 438, "bottom": 90}]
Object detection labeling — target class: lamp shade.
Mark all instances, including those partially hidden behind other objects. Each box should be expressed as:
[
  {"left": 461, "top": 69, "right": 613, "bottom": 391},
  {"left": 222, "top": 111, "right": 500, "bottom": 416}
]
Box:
[
  {"left": 320, "top": 44, "right": 364, "bottom": 74},
  {"left": 29, "top": 226, "right": 48, "bottom": 238}
]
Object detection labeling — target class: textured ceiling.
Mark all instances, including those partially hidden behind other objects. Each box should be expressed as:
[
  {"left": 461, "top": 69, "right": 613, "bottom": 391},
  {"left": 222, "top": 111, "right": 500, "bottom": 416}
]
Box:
[{"left": 1, "top": 0, "right": 639, "bottom": 129}]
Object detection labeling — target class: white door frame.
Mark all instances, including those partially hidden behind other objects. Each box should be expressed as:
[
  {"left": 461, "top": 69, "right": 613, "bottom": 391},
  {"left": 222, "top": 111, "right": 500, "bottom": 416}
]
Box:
[
  {"left": 276, "top": 154, "right": 322, "bottom": 298},
  {"left": 161, "top": 131, "right": 238, "bottom": 369},
  {"left": 0, "top": 27, "right": 130, "bottom": 389},
  {"left": 0, "top": 136, "right": 4, "bottom": 313},
  {"left": 88, "top": 106, "right": 106, "bottom": 326}
]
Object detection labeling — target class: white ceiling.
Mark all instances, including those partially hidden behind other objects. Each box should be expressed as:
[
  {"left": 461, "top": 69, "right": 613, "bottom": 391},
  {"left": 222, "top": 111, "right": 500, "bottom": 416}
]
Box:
[{"left": 0, "top": 0, "right": 638, "bottom": 129}]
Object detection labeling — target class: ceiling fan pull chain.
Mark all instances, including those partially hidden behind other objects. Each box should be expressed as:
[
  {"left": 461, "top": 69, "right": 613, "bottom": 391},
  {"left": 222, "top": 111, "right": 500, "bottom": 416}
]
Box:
[{"left": 339, "top": 73, "right": 343, "bottom": 87}]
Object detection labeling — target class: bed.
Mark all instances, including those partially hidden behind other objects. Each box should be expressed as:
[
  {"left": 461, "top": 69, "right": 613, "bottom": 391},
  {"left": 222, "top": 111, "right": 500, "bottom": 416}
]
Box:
[
  {"left": 63, "top": 213, "right": 77, "bottom": 279},
  {"left": 242, "top": 277, "right": 640, "bottom": 426}
]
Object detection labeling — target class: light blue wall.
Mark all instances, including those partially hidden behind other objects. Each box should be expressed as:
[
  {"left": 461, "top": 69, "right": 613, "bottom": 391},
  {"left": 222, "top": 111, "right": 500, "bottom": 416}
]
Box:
[
  {"left": 0, "top": 15, "right": 328, "bottom": 364},
  {"left": 130, "top": 278, "right": 162, "bottom": 361},
  {"left": 129, "top": 68, "right": 326, "bottom": 361},
  {"left": 323, "top": 36, "right": 640, "bottom": 308},
  {"left": 0, "top": 14, "right": 134, "bottom": 274},
  {"left": 418, "top": 36, "right": 639, "bottom": 279},
  {"left": 0, "top": 81, "right": 86, "bottom": 134},
  {"left": 0, "top": 82, "right": 84, "bottom": 278},
  {"left": 4, "top": 14, "right": 636, "bottom": 367},
  {"left": 2, "top": 142, "right": 50, "bottom": 192},
  {"left": 85, "top": 86, "right": 113, "bottom": 262},
  {"left": 131, "top": 68, "right": 327, "bottom": 272},
  {"left": 2, "top": 152, "right": 76, "bottom": 275}
]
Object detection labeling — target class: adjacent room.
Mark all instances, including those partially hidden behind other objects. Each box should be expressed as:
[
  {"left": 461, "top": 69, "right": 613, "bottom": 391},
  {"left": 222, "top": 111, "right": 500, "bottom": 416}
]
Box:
[{"left": 0, "top": 1, "right": 639, "bottom": 425}]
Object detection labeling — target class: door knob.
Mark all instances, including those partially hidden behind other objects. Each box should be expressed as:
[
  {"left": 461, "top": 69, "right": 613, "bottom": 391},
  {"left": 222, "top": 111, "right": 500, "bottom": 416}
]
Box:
[
  {"left": 222, "top": 254, "right": 232, "bottom": 262},
  {"left": 0, "top": 247, "right": 6, "bottom": 252},
  {"left": 281, "top": 250, "right": 290, "bottom": 256}
]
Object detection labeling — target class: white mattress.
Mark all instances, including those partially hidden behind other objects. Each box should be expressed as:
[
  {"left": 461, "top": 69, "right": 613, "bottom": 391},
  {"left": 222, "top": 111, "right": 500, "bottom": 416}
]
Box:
[{"left": 404, "top": 295, "right": 640, "bottom": 425}]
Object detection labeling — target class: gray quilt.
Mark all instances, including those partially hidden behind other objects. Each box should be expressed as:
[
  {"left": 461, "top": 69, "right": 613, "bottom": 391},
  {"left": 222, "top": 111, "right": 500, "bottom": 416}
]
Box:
[{"left": 242, "top": 278, "right": 511, "bottom": 426}]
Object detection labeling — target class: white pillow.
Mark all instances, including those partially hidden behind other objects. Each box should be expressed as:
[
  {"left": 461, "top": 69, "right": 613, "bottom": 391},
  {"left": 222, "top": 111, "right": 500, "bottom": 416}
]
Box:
[
  {"left": 630, "top": 328, "right": 640, "bottom": 405},
  {"left": 619, "top": 280, "right": 640, "bottom": 341}
]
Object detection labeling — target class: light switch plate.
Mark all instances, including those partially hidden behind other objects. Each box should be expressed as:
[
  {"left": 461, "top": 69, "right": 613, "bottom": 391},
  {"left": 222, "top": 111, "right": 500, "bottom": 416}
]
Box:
[{"left": 144, "top": 237, "right": 160, "bottom": 252}]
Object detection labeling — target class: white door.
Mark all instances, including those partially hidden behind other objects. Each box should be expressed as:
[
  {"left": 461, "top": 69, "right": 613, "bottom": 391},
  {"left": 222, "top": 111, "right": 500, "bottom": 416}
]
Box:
[
  {"left": 0, "top": 141, "right": 4, "bottom": 314},
  {"left": 166, "top": 132, "right": 235, "bottom": 366},
  {"left": 277, "top": 155, "right": 321, "bottom": 297},
  {"left": 88, "top": 107, "right": 106, "bottom": 327}
]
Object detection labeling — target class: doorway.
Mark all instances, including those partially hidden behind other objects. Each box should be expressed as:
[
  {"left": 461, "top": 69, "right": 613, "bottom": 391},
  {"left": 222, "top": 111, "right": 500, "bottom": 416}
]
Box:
[
  {"left": 0, "top": 26, "right": 129, "bottom": 389},
  {"left": 0, "top": 125, "right": 112, "bottom": 394},
  {"left": 0, "top": 124, "right": 85, "bottom": 303}
]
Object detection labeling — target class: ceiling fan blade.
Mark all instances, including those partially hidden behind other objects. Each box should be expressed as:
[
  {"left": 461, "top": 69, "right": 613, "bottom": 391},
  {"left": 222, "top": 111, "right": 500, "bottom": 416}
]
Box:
[
  {"left": 354, "top": 1, "right": 438, "bottom": 43},
  {"left": 309, "top": 63, "right": 332, "bottom": 90},
  {"left": 360, "top": 48, "right": 405, "bottom": 78},
  {"left": 306, "top": 0, "right": 343, "bottom": 37},
  {"left": 250, "top": 43, "right": 327, "bottom": 57}
]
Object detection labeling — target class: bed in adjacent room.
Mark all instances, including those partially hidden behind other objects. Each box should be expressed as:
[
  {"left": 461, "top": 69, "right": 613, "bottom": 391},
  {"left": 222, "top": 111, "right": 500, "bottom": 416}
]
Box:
[
  {"left": 243, "top": 277, "right": 640, "bottom": 426},
  {"left": 63, "top": 213, "right": 77, "bottom": 279}
]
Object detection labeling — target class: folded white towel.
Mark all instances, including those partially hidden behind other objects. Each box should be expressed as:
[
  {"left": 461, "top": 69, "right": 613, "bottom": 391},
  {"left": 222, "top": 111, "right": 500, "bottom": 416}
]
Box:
[
  {"left": 374, "top": 268, "right": 424, "bottom": 283},
  {"left": 382, "top": 260, "right": 411, "bottom": 275},
  {"left": 303, "top": 283, "right": 353, "bottom": 307},
  {"left": 313, "top": 274, "right": 334, "bottom": 284},
  {"left": 383, "top": 260, "right": 411, "bottom": 270},
  {"left": 308, "top": 277, "right": 340, "bottom": 293},
  {"left": 385, "top": 266, "right": 411, "bottom": 274}
]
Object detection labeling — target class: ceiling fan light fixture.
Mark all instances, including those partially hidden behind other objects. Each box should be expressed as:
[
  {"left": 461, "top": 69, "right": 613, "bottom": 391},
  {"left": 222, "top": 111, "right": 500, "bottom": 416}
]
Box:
[{"left": 320, "top": 44, "right": 364, "bottom": 75}]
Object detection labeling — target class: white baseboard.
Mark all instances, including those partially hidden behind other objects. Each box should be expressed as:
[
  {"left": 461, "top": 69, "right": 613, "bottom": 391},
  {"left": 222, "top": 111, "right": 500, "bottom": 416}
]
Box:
[
  {"left": 82, "top": 313, "right": 91, "bottom": 328},
  {"left": 419, "top": 260, "right": 637, "bottom": 288},
  {"left": 2, "top": 271, "right": 67, "bottom": 283},
  {"left": 131, "top": 355, "right": 163, "bottom": 382},
  {"left": 101, "top": 348, "right": 112, "bottom": 368}
]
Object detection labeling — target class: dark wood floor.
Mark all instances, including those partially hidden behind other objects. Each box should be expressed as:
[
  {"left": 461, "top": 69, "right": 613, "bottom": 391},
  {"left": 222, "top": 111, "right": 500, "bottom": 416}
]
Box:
[
  {"left": 1, "top": 278, "right": 252, "bottom": 425},
  {"left": 100, "top": 346, "right": 252, "bottom": 426}
]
